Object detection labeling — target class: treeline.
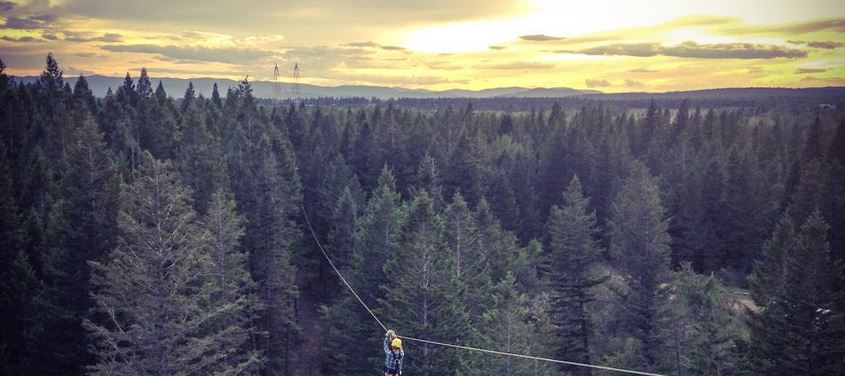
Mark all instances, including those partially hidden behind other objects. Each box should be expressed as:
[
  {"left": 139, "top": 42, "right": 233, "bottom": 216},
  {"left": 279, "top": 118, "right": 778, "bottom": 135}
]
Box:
[
  {"left": 264, "top": 88, "right": 845, "bottom": 112},
  {"left": 1, "top": 54, "right": 844, "bottom": 375}
]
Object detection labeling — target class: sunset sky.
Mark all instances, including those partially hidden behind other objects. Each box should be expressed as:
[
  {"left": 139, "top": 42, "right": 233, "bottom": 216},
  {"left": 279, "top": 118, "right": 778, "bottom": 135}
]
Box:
[{"left": 1, "top": 0, "right": 844, "bottom": 92}]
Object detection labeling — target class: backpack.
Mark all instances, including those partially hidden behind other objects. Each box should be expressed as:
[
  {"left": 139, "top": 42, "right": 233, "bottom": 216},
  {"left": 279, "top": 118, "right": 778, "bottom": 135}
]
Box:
[{"left": 391, "top": 349, "right": 402, "bottom": 370}]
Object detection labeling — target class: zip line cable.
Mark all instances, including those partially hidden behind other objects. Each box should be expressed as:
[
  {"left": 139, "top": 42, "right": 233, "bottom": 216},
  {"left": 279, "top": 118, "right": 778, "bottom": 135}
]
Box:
[
  {"left": 300, "top": 203, "right": 666, "bottom": 376},
  {"left": 300, "top": 202, "right": 388, "bottom": 333}
]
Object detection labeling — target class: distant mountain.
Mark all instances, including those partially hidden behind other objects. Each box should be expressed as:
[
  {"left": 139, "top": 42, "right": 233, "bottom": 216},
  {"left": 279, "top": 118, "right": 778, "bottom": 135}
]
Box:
[
  {"left": 12, "top": 75, "right": 843, "bottom": 102},
  {"left": 13, "top": 75, "right": 599, "bottom": 99},
  {"left": 581, "top": 87, "right": 845, "bottom": 102}
]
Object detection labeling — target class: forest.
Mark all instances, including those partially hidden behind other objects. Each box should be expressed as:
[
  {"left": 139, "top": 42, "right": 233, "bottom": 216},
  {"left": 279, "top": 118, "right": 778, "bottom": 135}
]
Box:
[{"left": 1, "top": 53, "right": 844, "bottom": 376}]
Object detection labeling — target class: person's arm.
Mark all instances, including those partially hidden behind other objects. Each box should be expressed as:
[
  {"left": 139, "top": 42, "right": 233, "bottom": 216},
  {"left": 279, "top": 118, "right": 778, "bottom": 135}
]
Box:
[{"left": 384, "top": 337, "right": 390, "bottom": 354}]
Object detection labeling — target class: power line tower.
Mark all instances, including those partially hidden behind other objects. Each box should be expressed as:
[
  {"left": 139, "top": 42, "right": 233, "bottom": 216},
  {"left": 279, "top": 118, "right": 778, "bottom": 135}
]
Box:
[
  {"left": 273, "top": 63, "right": 282, "bottom": 104},
  {"left": 292, "top": 62, "right": 301, "bottom": 104}
]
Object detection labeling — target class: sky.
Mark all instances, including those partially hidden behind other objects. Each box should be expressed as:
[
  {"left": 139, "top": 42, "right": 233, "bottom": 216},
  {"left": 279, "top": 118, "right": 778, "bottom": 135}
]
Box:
[{"left": 1, "top": 0, "right": 844, "bottom": 92}]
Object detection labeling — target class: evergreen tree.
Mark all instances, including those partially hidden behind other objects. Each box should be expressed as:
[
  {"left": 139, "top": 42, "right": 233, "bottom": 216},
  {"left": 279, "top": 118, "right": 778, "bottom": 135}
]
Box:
[
  {"left": 31, "top": 117, "right": 120, "bottom": 374},
  {"left": 321, "top": 168, "right": 402, "bottom": 375},
  {"left": 238, "top": 131, "right": 301, "bottom": 375},
  {"left": 86, "top": 152, "right": 245, "bottom": 374},
  {"left": 380, "top": 191, "right": 471, "bottom": 376},
  {"left": 182, "top": 81, "right": 196, "bottom": 112},
  {"left": 545, "top": 175, "right": 606, "bottom": 375},
  {"left": 0, "top": 140, "right": 41, "bottom": 374},
  {"left": 477, "top": 273, "right": 555, "bottom": 376},
  {"left": 665, "top": 264, "right": 745, "bottom": 376},
  {"left": 136, "top": 67, "right": 153, "bottom": 98},
  {"left": 177, "top": 100, "right": 225, "bottom": 214},
  {"left": 782, "top": 211, "right": 845, "bottom": 375},
  {"left": 411, "top": 153, "right": 445, "bottom": 209},
  {"left": 444, "top": 192, "right": 487, "bottom": 293},
  {"left": 200, "top": 190, "right": 265, "bottom": 374},
  {"left": 327, "top": 186, "right": 359, "bottom": 271},
  {"left": 212, "top": 82, "right": 223, "bottom": 108},
  {"left": 608, "top": 160, "right": 672, "bottom": 372}
]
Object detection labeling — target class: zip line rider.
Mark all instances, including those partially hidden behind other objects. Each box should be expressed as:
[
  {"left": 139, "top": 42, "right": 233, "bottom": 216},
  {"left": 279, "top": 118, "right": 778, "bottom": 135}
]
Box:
[{"left": 384, "top": 329, "right": 404, "bottom": 376}]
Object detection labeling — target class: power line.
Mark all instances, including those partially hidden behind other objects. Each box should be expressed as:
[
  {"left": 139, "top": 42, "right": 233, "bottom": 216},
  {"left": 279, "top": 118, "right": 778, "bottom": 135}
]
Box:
[{"left": 300, "top": 203, "right": 666, "bottom": 376}]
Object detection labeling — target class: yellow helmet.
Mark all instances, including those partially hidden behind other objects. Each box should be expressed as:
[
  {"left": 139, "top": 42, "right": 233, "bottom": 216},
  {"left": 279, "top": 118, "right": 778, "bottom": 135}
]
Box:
[{"left": 391, "top": 338, "right": 403, "bottom": 349}]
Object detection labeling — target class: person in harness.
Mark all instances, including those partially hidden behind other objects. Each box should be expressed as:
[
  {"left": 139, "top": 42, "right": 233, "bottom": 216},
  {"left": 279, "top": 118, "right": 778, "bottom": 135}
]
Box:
[{"left": 383, "top": 330, "right": 404, "bottom": 375}]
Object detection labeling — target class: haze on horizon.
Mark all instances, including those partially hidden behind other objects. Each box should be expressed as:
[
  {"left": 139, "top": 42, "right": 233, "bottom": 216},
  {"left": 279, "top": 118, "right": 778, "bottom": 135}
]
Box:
[{"left": 1, "top": 0, "right": 844, "bottom": 93}]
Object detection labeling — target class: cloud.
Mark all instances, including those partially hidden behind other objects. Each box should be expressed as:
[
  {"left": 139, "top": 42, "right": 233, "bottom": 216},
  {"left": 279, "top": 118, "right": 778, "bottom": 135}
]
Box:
[
  {"left": 426, "top": 62, "right": 462, "bottom": 70},
  {"left": 721, "top": 17, "right": 845, "bottom": 35},
  {"left": 0, "top": 1, "right": 15, "bottom": 11},
  {"left": 779, "top": 18, "right": 845, "bottom": 33},
  {"left": 564, "top": 41, "right": 807, "bottom": 59},
  {"left": 624, "top": 79, "right": 644, "bottom": 88},
  {"left": 795, "top": 67, "right": 827, "bottom": 74},
  {"left": 1, "top": 14, "right": 56, "bottom": 29},
  {"left": 748, "top": 66, "right": 765, "bottom": 75},
  {"left": 585, "top": 78, "right": 611, "bottom": 87},
  {"left": 0, "top": 35, "right": 40, "bottom": 42},
  {"left": 489, "top": 45, "right": 506, "bottom": 50},
  {"left": 662, "top": 15, "right": 737, "bottom": 27},
  {"left": 663, "top": 41, "right": 807, "bottom": 59},
  {"left": 101, "top": 44, "right": 276, "bottom": 64},
  {"left": 807, "top": 41, "right": 844, "bottom": 49},
  {"left": 573, "top": 43, "right": 661, "bottom": 57},
  {"left": 334, "top": 72, "right": 467, "bottom": 86},
  {"left": 519, "top": 34, "right": 566, "bottom": 41},
  {"left": 56, "top": 0, "right": 519, "bottom": 35},
  {"left": 474, "top": 61, "right": 555, "bottom": 70},
  {"left": 629, "top": 68, "right": 657, "bottom": 73},
  {"left": 64, "top": 32, "right": 123, "bottom": 43},
  {"left": 790, "top": 40, "right": 844, "bottom": 49},
  {"left": 339, "top": 41, "right": 405, "bottom": 51},
  {"left": 343, "top": 41, "right": 380, "bottom": 48},
  {"left": 74, "top": 52, "right": 104, "bottom": 58}
]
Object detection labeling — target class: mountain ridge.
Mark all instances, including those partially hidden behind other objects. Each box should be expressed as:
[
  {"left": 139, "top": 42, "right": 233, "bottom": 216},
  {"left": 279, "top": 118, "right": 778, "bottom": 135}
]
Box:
[{"left": 11, "top": 74, "right": 845, "bottom": 101}]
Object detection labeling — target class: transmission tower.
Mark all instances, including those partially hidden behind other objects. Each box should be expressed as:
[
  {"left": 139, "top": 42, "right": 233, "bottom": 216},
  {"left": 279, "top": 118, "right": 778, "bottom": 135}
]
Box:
[
  {"left": 273, "top": 63, "right": 282, "bottom": 104},
  {"left": 292, "top": 63, "right": 301, "bottom": 104}
]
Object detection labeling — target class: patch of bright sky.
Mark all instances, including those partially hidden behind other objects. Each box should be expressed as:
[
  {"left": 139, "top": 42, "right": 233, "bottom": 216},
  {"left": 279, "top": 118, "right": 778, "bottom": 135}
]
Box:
[{"left": 400, "top": 0, "right": 845, "bottom": 53}]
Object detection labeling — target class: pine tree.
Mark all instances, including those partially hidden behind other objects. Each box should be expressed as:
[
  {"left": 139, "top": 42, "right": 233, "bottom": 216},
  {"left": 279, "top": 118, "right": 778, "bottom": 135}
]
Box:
[
  {"left": 240, "top": 132, "right": 301, "bottom": 375},
  {"left": 380, "top": 191, "right": 471, "bottom": 376},
  {"left": 327, "top": 186, "right": 359, "bottom": 271},
  {"left": 789, "top": 159, "right": 828, "bottom": 224},
  {"left": 177, "top": 99, "right": 225, "bottom": 214},
  {"left": 0, "top": 140, "right": 41, "bottom": 374},
  {"left": 748, "top": 213, "right": 796, "bottom": 308},
  {"left": 746, "top": 213, "right": 795, "bottom": 375},
  {"left": 545, "top": 175, "right": 606, "bottom": 375},
  {"left": 39, "top": 53, "right": 63, "bottom": 95},
  {"left": 477, "top": 273, "right": 556, "bottom": 376},
  {"left": 608, "top": 160, "right": 672, "bottom": 372},
  {"left": 31, "top": 116, "right": 120, "bottom": 374},
  {"left": 781, "top": 212, "right": 844, "bottom": 375},
  {"left": 212, "top": 82, "right": 223, "bottom": 108},
  {"left": 411, "top": 153, "right": 445, "bottom": 209},
  {"left": 444, "top": 131, "right": 484, "bottom": 204},
  {"left": 199, "top": 190, "right": 265, "bottom": 374},
  {"left": 136, "top": 67, "right": 153, "bottom": 98},
  {"left": 182, "top": 81, "right": 196, "bottom": 112},
  {"left": 748, "top": 211, "right": 845, "bottom": 375},
  {"left": 444, "top": 192, "right": 488, "bottom": 298},
  {"left": 665, "top": 264, "right": 744, "bottom": 376},
  {"left": 85, "top": 152, "right": 242, "bottom": 374},
  {"left": 321, "top": 168, "right": 402, "bottom": 375}
]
